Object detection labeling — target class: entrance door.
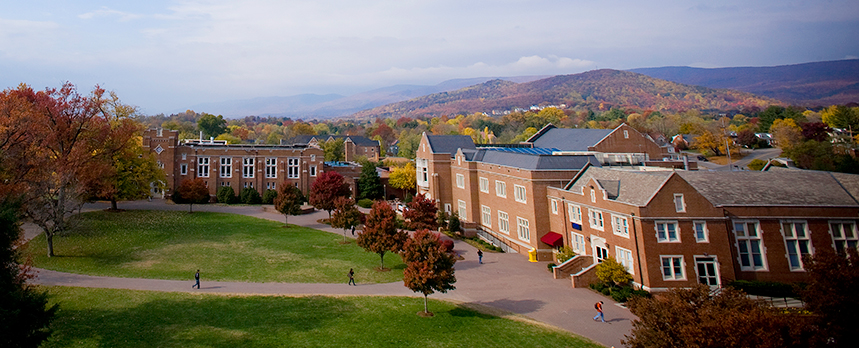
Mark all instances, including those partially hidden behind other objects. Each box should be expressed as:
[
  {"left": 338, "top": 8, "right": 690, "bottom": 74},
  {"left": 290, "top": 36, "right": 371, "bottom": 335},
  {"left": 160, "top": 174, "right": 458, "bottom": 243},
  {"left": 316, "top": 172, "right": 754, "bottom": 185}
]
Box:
[
  {"left": 592, "top": 236, "right": 608, "bottom": 263},
  {"left": 695, "top": 257, "right": 720, "bottom": 288}
]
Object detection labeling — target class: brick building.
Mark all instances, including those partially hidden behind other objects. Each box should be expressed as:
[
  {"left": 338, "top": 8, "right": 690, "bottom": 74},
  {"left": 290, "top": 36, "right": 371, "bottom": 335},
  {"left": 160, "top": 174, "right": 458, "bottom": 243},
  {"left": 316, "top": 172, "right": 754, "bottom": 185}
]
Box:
[
  {"left": 144, "top": 128, "right": 323, "bottom": 198},
  {"left": 548, "top": 166, "right": 859, "bottom": 290},
  {"left": 286, "top": 135, "right": 381, "bottom": 162}
]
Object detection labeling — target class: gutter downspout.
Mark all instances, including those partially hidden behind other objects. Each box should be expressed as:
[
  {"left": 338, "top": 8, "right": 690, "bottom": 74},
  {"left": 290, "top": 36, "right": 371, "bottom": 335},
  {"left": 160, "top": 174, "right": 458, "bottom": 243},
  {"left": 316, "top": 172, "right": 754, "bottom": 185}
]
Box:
[{"left": 631, "top": 213, "right": 645, "bottom": 290}]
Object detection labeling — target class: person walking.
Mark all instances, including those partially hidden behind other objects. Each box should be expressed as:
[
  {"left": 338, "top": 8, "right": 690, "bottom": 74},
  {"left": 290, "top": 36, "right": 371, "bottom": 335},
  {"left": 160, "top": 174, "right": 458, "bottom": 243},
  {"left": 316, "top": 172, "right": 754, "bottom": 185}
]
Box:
[
  {"left": 347, "top": 268, "right": 356, "bottom": 286},
  {"left": 192, "top": 270, "right": 200, "bottom": 289},
  {"left": 351, "top": 225, "right": 355, "bottom": 236},
  {"left": 477, "top": 249, "right": 483, "bottom": 264},
  {"left": 593, "top": 301, "right": 605, "bottom": 322}
]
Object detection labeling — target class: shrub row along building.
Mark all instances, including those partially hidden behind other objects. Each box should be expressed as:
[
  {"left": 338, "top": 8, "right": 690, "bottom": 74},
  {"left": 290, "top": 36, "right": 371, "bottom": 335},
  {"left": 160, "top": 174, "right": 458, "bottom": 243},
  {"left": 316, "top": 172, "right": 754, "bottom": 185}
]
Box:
[{"left": 417, "top": 123, "right": 859, "bottom": 290}]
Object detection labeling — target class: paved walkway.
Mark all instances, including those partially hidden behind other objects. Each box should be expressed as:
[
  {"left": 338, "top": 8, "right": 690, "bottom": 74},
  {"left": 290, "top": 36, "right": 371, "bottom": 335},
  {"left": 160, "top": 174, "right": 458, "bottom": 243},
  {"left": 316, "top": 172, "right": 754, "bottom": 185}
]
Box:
[{"left": 25, "top": 199, "right": 634, "bottom": 347}]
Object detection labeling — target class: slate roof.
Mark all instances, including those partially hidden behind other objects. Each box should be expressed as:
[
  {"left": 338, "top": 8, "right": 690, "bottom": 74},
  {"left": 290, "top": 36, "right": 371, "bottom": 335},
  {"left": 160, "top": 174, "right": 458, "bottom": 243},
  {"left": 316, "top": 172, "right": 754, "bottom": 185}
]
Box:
[
  {"left": 527, "top": 126, "right": 613, "bottom": 151},
  {"left": 284, "top": 135, "right": 379, "bottom": 147},
  {"left": 471, "top": 149, "right": 600, "bottom": 171},
  {"left": 425, "top": 134, "right": 476, "bottom": 155},
  {"left": 676, "top": 171, "right": 859, "bottom": 207},
  {"left": 565, "top": 167, "right": 673, "bottom": 206}
]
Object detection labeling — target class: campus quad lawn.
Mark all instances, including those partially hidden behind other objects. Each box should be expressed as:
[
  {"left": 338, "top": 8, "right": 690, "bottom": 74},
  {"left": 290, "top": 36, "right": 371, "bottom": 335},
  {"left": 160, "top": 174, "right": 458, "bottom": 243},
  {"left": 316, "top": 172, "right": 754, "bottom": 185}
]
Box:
[
  {"left": 43, "top": 287, "right": 602, "bottom": 348},
  {"left": 26, "top": 210, "right": 405, "bottom": 283}
]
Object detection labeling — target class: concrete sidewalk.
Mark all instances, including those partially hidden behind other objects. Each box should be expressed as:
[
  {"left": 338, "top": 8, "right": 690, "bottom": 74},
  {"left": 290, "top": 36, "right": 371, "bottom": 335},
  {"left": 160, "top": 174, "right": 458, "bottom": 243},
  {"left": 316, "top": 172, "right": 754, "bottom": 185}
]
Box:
[{"left": 26, "top": 199, "right": 634, "bottom": 347}]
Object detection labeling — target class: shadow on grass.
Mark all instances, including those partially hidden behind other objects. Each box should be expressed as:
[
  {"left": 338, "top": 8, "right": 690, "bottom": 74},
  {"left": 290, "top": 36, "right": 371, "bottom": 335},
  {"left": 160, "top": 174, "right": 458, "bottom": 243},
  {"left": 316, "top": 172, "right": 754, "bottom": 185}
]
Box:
[{"left": 47, "top": 295, "right": 354, "bottom": 348}]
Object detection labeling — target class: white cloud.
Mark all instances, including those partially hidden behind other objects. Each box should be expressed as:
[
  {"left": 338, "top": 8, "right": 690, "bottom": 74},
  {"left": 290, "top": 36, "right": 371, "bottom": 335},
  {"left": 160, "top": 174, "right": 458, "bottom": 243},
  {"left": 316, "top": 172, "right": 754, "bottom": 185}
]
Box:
[{"left": 78, "top": 7, "right": 142, "bottom": 21}]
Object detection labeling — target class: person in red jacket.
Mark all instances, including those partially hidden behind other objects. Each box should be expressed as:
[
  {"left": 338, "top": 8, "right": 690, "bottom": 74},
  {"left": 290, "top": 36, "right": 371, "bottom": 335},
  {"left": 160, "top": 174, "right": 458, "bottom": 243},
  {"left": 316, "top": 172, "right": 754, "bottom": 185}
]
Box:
[{"left": 593, "top": 301, "right": 605, "bottom": 322}]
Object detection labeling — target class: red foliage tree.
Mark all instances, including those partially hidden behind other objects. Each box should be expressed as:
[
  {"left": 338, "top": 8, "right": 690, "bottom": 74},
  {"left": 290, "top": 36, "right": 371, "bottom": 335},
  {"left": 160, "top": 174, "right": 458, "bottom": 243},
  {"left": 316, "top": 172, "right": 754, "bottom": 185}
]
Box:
[
  {"left": 172, "top": 178, "right": 210, "bottom": 213},
  {"left": 403, "top": 193, "right": 438, "bottom": 231},
  {"left": 308, "top": 171, "right": 350, "bottom": 217},
  {"left": 800, "top": 248, "right": 859, "bottom": 347},
  {"left": 273, "top": 183, "right": 304, "bottom": 226},
  {"left": 356, "top": 200, "right": 408, "bottom": 269},
  {"left": 330, "top": 197, "right": 364, "bottom": 242},
  {"left": 402, "top": 229, "right": 457, "bottom": 315}
]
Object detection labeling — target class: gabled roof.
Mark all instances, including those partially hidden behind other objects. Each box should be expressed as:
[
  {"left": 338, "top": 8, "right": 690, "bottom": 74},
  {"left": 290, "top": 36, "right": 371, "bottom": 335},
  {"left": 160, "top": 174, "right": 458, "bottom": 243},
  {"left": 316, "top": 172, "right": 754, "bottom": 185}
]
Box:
[
  {"left": 283, "top": 135, "right": 379, "bottom": 147},
  {"left": 425, "top": 134, "right": 476, "bottom": 155},
  {"left": 564, "top": 167, "right": 673, "bottom": 206},
  {"left": 526, "top": 124, "right": 613, "bottom": 151},
  {"left": 676, "top": 171, "right": 859, "bottom": 207},
  {"left": 471, "top": 148, "right": 599, "bottom": 171}
]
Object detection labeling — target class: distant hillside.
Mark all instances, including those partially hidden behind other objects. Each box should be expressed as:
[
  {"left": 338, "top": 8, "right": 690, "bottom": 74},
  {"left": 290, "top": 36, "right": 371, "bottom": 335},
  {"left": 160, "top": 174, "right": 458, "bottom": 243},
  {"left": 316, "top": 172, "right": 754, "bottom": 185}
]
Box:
[
  {"left": 630, "top": 60, "right": 859, "bottom": 106},
  {"left": 351, "top": 69, "right": 778, "bottom": 119},
  {"left": 190, "top": 75, "right": 547, "bottom": 118}
]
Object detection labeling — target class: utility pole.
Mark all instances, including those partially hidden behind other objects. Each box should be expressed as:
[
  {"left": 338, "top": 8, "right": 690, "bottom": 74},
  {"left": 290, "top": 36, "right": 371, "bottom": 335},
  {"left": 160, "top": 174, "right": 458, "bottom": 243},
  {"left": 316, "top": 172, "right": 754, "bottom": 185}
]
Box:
[{"left": 725, "top": 138, "right": 732, "bottom": 171}]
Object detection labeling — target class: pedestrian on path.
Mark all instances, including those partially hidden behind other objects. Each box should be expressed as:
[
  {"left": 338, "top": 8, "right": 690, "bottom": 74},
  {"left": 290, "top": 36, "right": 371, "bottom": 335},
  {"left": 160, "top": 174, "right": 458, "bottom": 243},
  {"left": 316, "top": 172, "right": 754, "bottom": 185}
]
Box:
[
  {"left": 347, "top": 268, "right": 356, "bottom": 286},
  {"left": 351, "top": 225, "right": 355, "bottom": 236},
  {"left": 477, "top": 250, "right": 483, "bottom": 264},
  {"left": 593, "top": 301, "right": 605, "bottom": 322},
  {"left": 192, "top": 270, "right": 200, "bottom": 289}
]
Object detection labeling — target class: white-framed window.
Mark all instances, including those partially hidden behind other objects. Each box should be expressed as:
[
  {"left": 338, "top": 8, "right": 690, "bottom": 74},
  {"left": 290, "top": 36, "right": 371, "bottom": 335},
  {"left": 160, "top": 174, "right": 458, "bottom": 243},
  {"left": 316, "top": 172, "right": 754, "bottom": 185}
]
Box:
[
  {"left": 416, "top": 158, "right": 428, "bottom": 187},
  {"left": 457, "top": 200, "right": 466, "bottom": 219},
  {"left": 287, "top": 158, "right": 300, "bottom": 179},
  {"left": 265, "top": 158, "right": 277, "bottom": 178},
  {"left": 181, "top": 153, "right": 187, "bottom": 160},
  {"left": 514, "top": 185, "right": 526, "bottom": 203},
  {"left": 568, "top": 204, "right": 582, "bottom": 224},
  {"left": 674, "top": 194, "right": 686, "bottom": 213},
  {"left": 481, "top": 205, "right": 491, "bottom": 227},
  {"left": 589, "top": 209, "right": 604, "bottom": 231},
  {"left": 734, "top": 220, "right": 767, "bottom": 271},
  {"left": 612, "top": 215, "right": 629, "bottom": 238},
  {"left": 310, "top": 154, "right": 316, "bottom": 162},
  {"left": 623, "top": 130, "right": 629, "bottom": 138},
  {"left": 310, "top": 165, "right": 317, "bottom": 176},
  {"left": 220, "top": 181, "right": 230, "bottom": 187},
  {"left": 243, "top": 181, "right": 253, "bottom": 188},
  {"left": 495, "top": 180, "right": 506, "bottom": 197},
  {"left": 590, "top": 188, "right": 596, "bottom": 203},
  {"left": 517, "top": 217, "right": 530, "bottom": 242},
  {"left": 479, "top": 177, "right": 489, "bottom": 193},
  {"left": 157, "top": 160, "right": 164, "bottom": 169},
  {"left": 694, "top": 221, "right": 709, "bottom": 243},
  {"left": 266, "top": 182, "right": 276, "bottom": 190},
  {"left": 180, "top": 163, "right": 188, "bottom": 176},
  {"left": 571, "top": 232, "right": 586, "bottom": 254},
  {"left": 498, "top": 211, "right": 509, "bottom": 234},
  {"left": 656, "top": 221, "right": 679, "bottom": 243},
  {"left": 830, "top": 221, "right": 858, "bottom": 253},
  {"left": 243, "top": 157, "right": 254, "bottom": 178},
  {"left": 456, "top": 174, "right": 465, "bottom": 189},
  {"left": 551, "top": 199, "right": 558, "bottom": 215},
  {"left": 782, "top": 221, "right": 812, "bottom": 271},
  {"left": 661, "top": 256, "right": 685, "bottom": 280},
  {"left": 219, "top": 157, "right": 232, "bottom": 178},
  {"left": 616, "top": 246, "right": 634, "bottom": 275},
  {"left": 197, "top": 157, "right": 210, "bottom": 178}
]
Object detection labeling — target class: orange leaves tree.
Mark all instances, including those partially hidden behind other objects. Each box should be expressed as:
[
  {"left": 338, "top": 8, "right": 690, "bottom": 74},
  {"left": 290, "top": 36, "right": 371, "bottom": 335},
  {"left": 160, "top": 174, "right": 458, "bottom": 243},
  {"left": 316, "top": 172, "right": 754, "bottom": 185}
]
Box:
[
  {"left": 308, "top": 171, "right": 350, "bottom": 218},
  {"left": 330, "top": 197, "right": 363, "bottom": 242},
  {"left": 3, "top": 83, "right": 138, "bottom": 257},
  {"left": 403, "top": 193, "right": 437, "bottom": 231},
  {"left": 273, "top": 183, "right": 304, "bottom": 226},
  {"left": 402, "top": 229, "right": 457, "bottom": 316},
  {"left": 171, "top": 178, "right": 210, "bottom": 213},
  {"left": 356, "top": 200, "right": 407, "bottom": 270},
  {"left": 800, "top": 248, "right": 859, "bottom": 347}
]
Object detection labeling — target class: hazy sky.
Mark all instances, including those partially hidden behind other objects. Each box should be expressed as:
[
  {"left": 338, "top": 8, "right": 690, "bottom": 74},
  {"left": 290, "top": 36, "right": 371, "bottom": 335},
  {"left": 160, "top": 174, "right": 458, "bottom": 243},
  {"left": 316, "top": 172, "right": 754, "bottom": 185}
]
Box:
[{"left": 2, "top": 0, "right": 858, "bottom": 115}]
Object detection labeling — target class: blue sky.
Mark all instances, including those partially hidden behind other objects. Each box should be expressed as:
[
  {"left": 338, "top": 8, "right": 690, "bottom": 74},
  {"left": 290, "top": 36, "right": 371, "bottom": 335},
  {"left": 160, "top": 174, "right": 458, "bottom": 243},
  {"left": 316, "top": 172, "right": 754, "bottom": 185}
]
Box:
[{"left": 2, "top": 0, "right": 858, "bottom": 115}]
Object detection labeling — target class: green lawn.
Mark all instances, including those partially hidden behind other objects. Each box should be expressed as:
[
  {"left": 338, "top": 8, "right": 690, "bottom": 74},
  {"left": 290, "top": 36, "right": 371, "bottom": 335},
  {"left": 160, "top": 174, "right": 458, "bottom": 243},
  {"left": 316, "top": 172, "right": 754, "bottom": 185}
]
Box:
[
  {"left": 26, "top": 210, "right": 405, "bottom": 283},
  {"left": 43, "top": 286, "right": 601, "bottom": 348}
]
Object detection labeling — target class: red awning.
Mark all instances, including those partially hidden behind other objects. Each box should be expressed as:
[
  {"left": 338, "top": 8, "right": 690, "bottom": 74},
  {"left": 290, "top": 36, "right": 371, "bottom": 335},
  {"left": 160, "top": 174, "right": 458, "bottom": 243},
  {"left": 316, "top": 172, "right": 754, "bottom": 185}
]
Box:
[{"left": 540, "top": 232, "right": 564, "bottom": 247}]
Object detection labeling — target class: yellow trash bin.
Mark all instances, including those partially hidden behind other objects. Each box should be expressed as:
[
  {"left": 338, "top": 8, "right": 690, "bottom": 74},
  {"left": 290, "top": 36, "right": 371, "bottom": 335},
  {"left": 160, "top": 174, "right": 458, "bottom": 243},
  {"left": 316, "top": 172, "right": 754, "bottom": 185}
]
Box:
[{"left": 528, "top": 248, "right": 538, "bottom": 262}]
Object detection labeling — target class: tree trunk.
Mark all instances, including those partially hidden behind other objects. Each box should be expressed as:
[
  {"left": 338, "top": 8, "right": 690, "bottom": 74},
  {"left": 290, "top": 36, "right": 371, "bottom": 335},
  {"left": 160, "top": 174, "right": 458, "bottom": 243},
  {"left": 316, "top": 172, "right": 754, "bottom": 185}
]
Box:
[
  {"left": 284, "top": 214, "right": 288, "bottom": 226},
  {"left": 379, "top": 252, "right": 386, "bottom": 268},
  {"left": 110, "top": 198, "right": 118, "bottom": 210},
  {"left": 46, "top": 232, "right": 55, "bottom": 257},
  {"left": 424, "top": 294, "right": 429, "bottom": 313},
  {"left": 189, "top": 203, "right": 193, "bottom": 213}
]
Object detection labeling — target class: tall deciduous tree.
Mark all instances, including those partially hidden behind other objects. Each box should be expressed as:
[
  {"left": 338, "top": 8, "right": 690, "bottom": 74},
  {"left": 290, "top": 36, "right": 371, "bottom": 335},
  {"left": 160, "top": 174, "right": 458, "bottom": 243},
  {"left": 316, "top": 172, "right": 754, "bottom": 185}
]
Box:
[
  {"left": 172, "top": 178, "right": 210, "bottom": 213},
  {"left": 197, "top": 113, "right": 227, "bottom": 138},
  {"left": 330, "top": 197, "right": 363, "bottom": 242},
  {"left": 402, "top": 229, "right": 457, "bottom": 315},
  {"left": 0, "top": 197, "right": 57, "bottom": 347},
  {"left": 801, "top": 248, "right": 859, "bottom": 347},
  {"left": 273, "top": 183, "right": 304, "bottom": 226},
  {"left": 403, "top": 193, "right": 437, "bottom": 231},
  {"left": 356, "top": 200, "right": 407, "bottom": 269},
  {"left": 309, "top": 171, "right": 350, "bottom": 218},
  {"left": 388, "top": 162, "right": 416, "bottom": 192},
  {"left": 321, "top": 138, "right": 345, "bottom": 162},
  {"left": 357, "top": 161, "right": 383, "bottom": 200}
]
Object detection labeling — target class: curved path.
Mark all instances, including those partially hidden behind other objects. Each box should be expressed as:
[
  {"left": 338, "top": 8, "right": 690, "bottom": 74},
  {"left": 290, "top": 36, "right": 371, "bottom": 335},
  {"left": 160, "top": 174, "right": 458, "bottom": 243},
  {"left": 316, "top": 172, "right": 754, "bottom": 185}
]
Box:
[{"left": 25, "top": 200, "right": 634, "bottom": 347}]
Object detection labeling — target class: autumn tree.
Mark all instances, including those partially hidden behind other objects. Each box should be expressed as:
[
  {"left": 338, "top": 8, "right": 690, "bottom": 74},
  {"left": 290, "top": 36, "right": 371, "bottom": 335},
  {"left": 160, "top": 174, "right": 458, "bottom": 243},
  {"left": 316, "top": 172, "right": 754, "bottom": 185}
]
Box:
[
  {"left": 402, "top": 229, "right": 457, "bottom": 316},
  {"left": 821, "top": 105, "right": 859, "bottom": 130},
  {"left": 357, "top": 161, "right": 384, "bottom": 200},
  {"left": 356, "top": 200, "right": 408, "bottom": 270},
  {"left": 309, "top": 171, "right": 351, "bottom": 218},
  {"left": 330, "top": 197, "right": 363, "bottom": 242},
  {"left": 595, "top": 257, "right": 633, "bottom": 286},
  {"left": 770, "top": 118, "right": 803, "bottom": 149},
  {"left": 172, "top": 178, "right": 210, "bottom": 213},
  {"left": 403, "top": 193, "right": 437, "bottom": 231},
  {"left": 800, "top": 248, "right": 859, "bottom": 347},
  {"left": 197, "top": 113, "right": 227, "bottom": 138},
  {"left": 273, "top": 184, "right": 304, "bottom": 226},
  {"left": 321, "top": 138, "right": 345, "bottom": 162},
  {"left": 388, "top": 162, "right": 416, "bottom": 192},
  {"left": 623, "top": 285, "right": 812, "bottom": 348}
]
